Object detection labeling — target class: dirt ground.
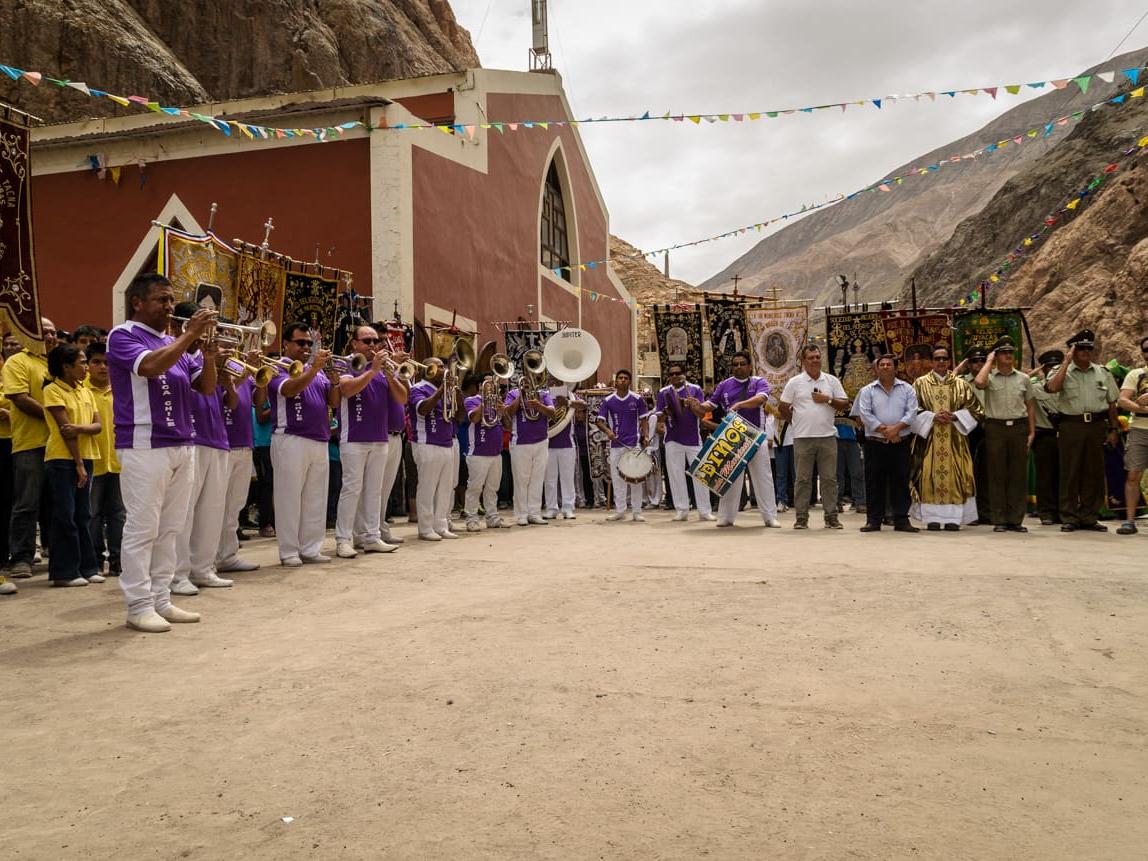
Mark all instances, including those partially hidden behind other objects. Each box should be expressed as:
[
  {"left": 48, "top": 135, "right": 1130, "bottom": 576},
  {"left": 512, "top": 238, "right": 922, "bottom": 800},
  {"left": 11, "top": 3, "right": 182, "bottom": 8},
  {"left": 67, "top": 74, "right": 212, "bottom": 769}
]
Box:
[{"left": 4, "top": 507, "right": 1147, "bottom": 860}]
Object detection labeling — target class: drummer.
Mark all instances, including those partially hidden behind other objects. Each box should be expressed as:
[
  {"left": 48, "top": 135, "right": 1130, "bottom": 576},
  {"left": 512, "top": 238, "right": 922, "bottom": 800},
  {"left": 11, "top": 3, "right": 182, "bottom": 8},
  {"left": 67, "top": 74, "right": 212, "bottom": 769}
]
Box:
[
  {"left": 695, "top": 350, "right": 780, "bottom": 528},
  {"left": 595, "top": 369, "right": 648, "bottom": 522}
]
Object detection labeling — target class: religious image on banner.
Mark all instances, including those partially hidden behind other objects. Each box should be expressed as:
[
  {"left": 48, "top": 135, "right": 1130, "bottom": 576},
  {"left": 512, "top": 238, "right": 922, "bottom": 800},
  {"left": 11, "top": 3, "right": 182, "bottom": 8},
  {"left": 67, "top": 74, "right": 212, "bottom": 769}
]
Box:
[
  {"left": 0, "top": 116, "right": 43, "bottom": 346},
  {"left": 827, "top": 311, "right": 887, "bottom": 400},
  {"left": 162, "top": 228, "right": 238, "bottom": 320},
  {"left": 652, "top": 305, "right": 704, "bottom": 385},
  {"left": 282, "top": 269, "right": 339, "bottom": 350},
  {"left": 880, "top": 311, "right": 954, "bottom": 362},
  {"left": 952, "top": 309, "right": 1026, "bottom": 368},
  {"left": 236, "top": 252, "right": 285, "bottom": 329},
  {"left": 578, "top": 387, "right": 615, "bottom": 483},
  {"left": 746, "top": 304, "right": 807, "bottom": 396},
  {"left": 333, "top": 293, "right": 374, "bottom": 355},
  {"left": 706, "top": 298, "right": 749, "bottom": 385},
  {"left": 503, "top": 326, "right": 552, "bottom": 372}
]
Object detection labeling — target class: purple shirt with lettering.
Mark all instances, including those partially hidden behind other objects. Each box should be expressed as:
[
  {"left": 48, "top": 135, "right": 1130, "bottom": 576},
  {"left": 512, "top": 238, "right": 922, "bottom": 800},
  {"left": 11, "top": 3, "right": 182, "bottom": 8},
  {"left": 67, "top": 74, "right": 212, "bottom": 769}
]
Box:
[
  {"left": 657, "top": 382, "right": 704, "bottom": 447},
  {"left": 710, "top": 375, "right": 772, "bottom": 429},
  {"left": 546, "top": 386, "right": 574, "bottom": 449},
  {"left": 387, "top": 391, "right": 406, "bottom": 437},
  {"left": 269, "top": 373, "right": 332, "bottom": 443},
  {"left": 408, "top": 380, "right": 455, "bottom": 447},
  {"left": 222, "top": 378, "right": 254, "bottom": 449},
  {"left": 464, "top": 395, "right": 503, "bottom": 456},
  {"left": 598, "top": 391, "right": 644, "bottom": 448},
  {"left": 190, "top": 383, "right": 230, "bottom": 451},
  {"left": 505, "top": 387, "right": 553, "bottom": 446},
  {"left": 340, "top": 374, "right": 390, "bottom": 444},
  {"left": 107, "top": 321, "right": 202, "bottom": 450}
]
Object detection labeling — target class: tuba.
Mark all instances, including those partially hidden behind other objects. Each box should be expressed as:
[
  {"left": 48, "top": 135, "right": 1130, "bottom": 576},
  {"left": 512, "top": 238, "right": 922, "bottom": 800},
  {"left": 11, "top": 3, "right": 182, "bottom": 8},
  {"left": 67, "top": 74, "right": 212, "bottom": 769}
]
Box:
[
  {"left": 519, "top": 348, "right": 546, "bottom": 420},
  {"left": 482, "top": 353, "right": 515, "bottom": 428},
  {"left": 442, "top": 338, "right": 476, "bottom": 422},
  {"left": 542, "top": 328, "right": 601, "bottom": 437}
]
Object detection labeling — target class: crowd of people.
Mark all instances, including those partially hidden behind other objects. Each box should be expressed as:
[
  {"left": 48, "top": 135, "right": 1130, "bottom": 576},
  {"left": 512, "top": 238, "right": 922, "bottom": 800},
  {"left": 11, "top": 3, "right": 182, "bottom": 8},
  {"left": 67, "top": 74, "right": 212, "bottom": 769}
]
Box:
[{"left": 1, "top": 273, "right": 1145, "bottom": 632}]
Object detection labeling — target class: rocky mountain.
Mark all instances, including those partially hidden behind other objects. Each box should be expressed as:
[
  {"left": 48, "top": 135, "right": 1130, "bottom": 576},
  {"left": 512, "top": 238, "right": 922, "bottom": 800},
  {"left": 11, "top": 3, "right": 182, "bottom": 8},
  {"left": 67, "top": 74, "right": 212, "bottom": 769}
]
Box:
[
  {"left": 0, "top": 0, "right": 478, "bottom": 122},
  {"left": 699, "top": 48, "right": 1148, "bottom": 328}
]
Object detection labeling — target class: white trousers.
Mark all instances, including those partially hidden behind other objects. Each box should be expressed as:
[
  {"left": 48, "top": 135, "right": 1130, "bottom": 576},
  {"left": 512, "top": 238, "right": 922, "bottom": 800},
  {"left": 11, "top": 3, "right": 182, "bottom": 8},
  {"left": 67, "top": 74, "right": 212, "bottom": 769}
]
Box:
[
  {"left": 609, "top": 447, "right": 644, "bottom": 514},
  {"left": 118, "top": 446, "right": 195, "bottom": 614},
  {"left": 216, "top": 446, "right": 253, "bottom": 567},
  {"left": 380, "top": 433, "right": 403, "bottom": 537},
  {"left": 665, "top": 441, "right": 713, "bottom": 517},
  {"left": 413, "top": 442, "right": 454, "bottom": 536},
  {"left": 465, "top": 454, "right": 502, "bottom": 524},
  {"left": 716, "top": 444, "right": 777, "bottom": 525},
  {"left": 544, "top": 447, "right": 577, "bottom": 515},
  {"left": 271, "top": 434, "right": 329, "bottom": 560},
  {"left": 173, "top": 446, "right": 229, "bottom": 585},
  {"left": 336, "top": 440, "right": 390, "bottom": 544},
  {"left": 510, "top": 440, "right": 548, "bottom": 520}
]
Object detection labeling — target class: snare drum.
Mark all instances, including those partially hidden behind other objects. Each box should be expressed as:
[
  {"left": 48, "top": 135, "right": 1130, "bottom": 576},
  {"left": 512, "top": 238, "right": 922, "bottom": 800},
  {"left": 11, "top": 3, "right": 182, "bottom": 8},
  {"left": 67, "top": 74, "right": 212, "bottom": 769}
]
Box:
[{"left": 617, "top": 447, "right": 654, "bottom": 484}]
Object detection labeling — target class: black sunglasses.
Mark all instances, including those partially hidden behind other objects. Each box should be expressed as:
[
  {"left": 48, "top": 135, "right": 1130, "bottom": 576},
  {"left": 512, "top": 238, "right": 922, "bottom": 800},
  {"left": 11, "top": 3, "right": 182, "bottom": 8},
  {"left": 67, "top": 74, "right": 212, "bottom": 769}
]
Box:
[
  {"left": 356, "top": 337, "right": 380, "bottom": 345},
  {"left": 289, "top": 338, "right": 314, "bottom": 347}
]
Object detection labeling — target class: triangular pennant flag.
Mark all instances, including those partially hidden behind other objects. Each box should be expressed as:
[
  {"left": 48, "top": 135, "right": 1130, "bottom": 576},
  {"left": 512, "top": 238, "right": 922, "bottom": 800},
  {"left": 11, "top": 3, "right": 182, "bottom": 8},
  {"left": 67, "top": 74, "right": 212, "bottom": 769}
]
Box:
[
  {"left": 1014, "top": 135, "right": 1023, "bottom": 144},
  {"left": 984, "top": 87, "right": 998, "bottom": 99},
  {"left": 1122, "top": 68, "right": 1141, "bottom": 86},
  {"left": 872, "top": 99, "right": 882, "bottom": 108},
  {"left": 1072, "top": 76, "right": 1090, "bottom": 94},
  {"left": 688, "top": 115, "right": 701, "bottom": 124},
  {"left": 508, "top": 123, "right": 518, "bottom": 131},
  {"left": 523, "top": 121, "right": 534, "bottom": 129},
  {"left": 766, "top": 111, "right": 778, "bottom": 118},
  {"left": 66, "top": 81, "right": 91, "bottom": 96},
  {"left": 1027, "top": 82, "right": 1045, "bottom": 89},
  {"left": 465, "top": 125, "right": 476, "bottom": 140},
  {"left": 1111, "top": 94, "right": 1127, "bottom": 105},
  {"left": 1066, "top": 198, "right": 1080, "bottom": 210},
  {"left": 926, "top": 92, "right": 936, "bottom": 101},
  {"left": 493, "top": 122, "right": 505, "bottom": 134},
  {"left": 1051, "top": 79, "right": 1068, "bottom": 89},
  {"left": 106, "top": 94, "right": 130, "bottom": 107},
  {"left": 748, "top": 112, "right": 761, "bottom": 120},
  {"left": 1097, "top": 71, "right": 1115, "bottom": 84},
  {"left": 161, "top": 107, "right": 181, "bottom": 116},
  {"left": 128, "top": 95, "right": 149, "bottom": 105},
  {"left": 1132, "top": 87, "right": 1145, "bottom": 98},
  {"left": 1005, "top": 84, "right": 1021, "bottom": 95},
  {"left": 0, "top": 65, "right": 21, "bottom": 81},
  {"left": 22, "top": 71, "right": 42, "bottom": 86},
  {"left": 538, "top": 122, "right": 549, "bottom": 129},
  {"left": 878, "top": 184, "right": 891, "bottom": 192},
  {"left": 718, "top": 114, "right": 730, "bottom": 121},
  {"left": 732, "top": 113, "right": 743, "bottom": 121},
  {"left": 1139, "top": 135, "right": 1148, "bottom": 148}
]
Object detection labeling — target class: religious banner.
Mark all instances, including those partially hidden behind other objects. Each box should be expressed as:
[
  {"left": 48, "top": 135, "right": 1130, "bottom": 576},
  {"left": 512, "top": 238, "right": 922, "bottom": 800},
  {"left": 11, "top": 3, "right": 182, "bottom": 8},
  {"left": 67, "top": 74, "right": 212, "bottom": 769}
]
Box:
[
  {"left": 281, "top": 268, "right": 339, "bottom": 350},
  {"left": 503, "top": 326, "right": 553, "bottom": 373},
  {"left": 382, "top": 321, "right": 409, "bottom": 355},
  {"left": 688, "top": 412, "right": 767, "bottom": 498},
  {"left": 235, "top": 252, "right": 285, "bottom": 330},
  {"left": 826, "top": 310, "right": 887, "bottom": 401},
  {"left": 706, "top": 298, "right": 749, "bottom": 385},
  {"left": 652, "top": 304, "right": 704, "bottom": 385},
  {"left": 746, "top": 304, "right": 807, "bottom": 396},
  {"left": 161, "top": 228, "right": 238, "bottom": 318},
  {"left": 579, "top": 387, "right": 615, "bottom": 483},
  {"left": 880, "top": 311, "right": 954, "bottom": 362},
  {"left": 0, "top": 115, "right": 43, "bottom": 347},
  {"left": 333, "top": 293, "right": 374, "bottom": 355},
  {"left": 952, "top": 309, "right": 1026, "bottom": 367}
]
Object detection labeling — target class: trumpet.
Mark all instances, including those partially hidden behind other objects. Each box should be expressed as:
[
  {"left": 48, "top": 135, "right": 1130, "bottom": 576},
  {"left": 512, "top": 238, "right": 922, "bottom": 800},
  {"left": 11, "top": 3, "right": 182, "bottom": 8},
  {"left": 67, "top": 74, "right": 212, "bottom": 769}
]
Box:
[
  {"left": 262, "top": 356, "right": 305, "bottom": 378},
  {"left": 326, "top": 353, "right": 368, "bottom": 374},
  {"left": 220, "top": 356, "right": 276, "bottom": 387},
  {"left": 215, "top": 320, "right": 277, "bottom": 350},
  {"left": 170, "top": 313, "right": 218, "bottom": 342},
  {"left": 395, "top": 358, "right": 440, "bottom": 383}
]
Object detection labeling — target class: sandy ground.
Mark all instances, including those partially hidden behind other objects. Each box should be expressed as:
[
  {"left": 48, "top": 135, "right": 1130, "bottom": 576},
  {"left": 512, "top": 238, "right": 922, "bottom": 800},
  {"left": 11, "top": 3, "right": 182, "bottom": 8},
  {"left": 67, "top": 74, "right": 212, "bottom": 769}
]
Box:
[{"left": 3, "top": 506, "right": 1148, "bottom": 860}]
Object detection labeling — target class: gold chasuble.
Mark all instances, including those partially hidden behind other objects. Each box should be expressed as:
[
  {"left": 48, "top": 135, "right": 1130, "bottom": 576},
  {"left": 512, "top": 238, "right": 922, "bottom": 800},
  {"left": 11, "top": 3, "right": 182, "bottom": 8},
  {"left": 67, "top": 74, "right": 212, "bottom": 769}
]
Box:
[{"left": 910, "top": 372, "right": 984, "bottom": 525}]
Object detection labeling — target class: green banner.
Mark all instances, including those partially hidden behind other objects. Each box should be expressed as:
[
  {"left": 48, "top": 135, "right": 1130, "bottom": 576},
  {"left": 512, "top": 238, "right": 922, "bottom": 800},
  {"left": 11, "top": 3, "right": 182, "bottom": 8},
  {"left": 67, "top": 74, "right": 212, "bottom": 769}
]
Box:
[{"left": 952, "top": 309, "right": 1025, "bottom": 367}]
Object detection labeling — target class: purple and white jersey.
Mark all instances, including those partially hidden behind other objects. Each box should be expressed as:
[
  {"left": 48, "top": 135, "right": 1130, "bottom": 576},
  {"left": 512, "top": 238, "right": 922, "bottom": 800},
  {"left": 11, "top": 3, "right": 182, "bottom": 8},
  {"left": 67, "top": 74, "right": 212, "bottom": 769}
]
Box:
[
  {"left": 340, "top": 374, "right": 390, "bottom": 444},
  {"left": 464, "top": 395, "right": 503, "bottom": 456},
  {"left": 598, "top": 391, "right": 644, "bottom": 448},
  {"left": 657, "top": 382, "right": 704, "bottom": 447},
  {"left": 269, "top": 373, "right": 332, "bottom": 443},
  {"left": 504, "top": 387, "right": 553, "bottom": 446},
  {"left": 190, "top": 383, "right": 230, "bottom": 451},
  {"left": 408, "top": 380, "right": 455, "bottom": 447},
  {"left": 547, "top": 386, "right": 574, "bottom": 449},
  {"left": 710, "top": 375, "right": 772, "bottom": 429},
  {"left": 107, "top": 321, "right": 202, "bottom": 450},
  {"left": 387, "top": 391, "right": 406, "bottom": 436},
  {"left": 222, "top": 378, "right": 254, "bottom": 449}
]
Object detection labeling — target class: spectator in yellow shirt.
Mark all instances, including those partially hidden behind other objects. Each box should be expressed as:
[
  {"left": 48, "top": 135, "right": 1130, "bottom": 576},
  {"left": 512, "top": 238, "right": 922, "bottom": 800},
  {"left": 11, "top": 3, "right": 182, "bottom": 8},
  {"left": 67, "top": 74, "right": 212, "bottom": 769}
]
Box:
[
  {"left": 43, "top": 344, "right": 102, "bottom": 587},
  {"left": 0, "top": 333, "right": 19, "bottom": 595},
  {"left": 84, "top": 342, "right": 124, "bottom": 577}
]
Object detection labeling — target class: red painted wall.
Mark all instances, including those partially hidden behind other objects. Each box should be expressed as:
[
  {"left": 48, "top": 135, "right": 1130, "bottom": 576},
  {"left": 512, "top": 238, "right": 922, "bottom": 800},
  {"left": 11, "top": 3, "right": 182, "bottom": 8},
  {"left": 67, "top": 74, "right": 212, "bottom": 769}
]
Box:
[{"left": 30, "top": 139, "right": 372, "bottom": 329}]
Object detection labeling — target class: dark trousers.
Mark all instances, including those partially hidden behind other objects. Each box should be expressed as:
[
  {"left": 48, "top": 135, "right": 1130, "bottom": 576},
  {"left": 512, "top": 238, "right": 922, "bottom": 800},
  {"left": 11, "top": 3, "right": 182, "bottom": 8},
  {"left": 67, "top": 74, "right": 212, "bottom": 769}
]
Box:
[
  {"left": 836, "top": 438, "right": 865, "bottom": 505},
  {"left": 0, "top": 438, "right": 12, "bottom": 566},
  {"left": 1032, "top": 428, "right": 1059, "bottom": 521},
  {"left": 9, "top": 447, "right": 45, "bottom": 565},
  {"left": 89, "top": 472, "right": 125, "bottom": 573},
  {"left": 774, "top": 445, "right": 794, "bottom": 505},
  {"left": 253, "top": 445, "right": 274, "bottom": 527},
  {"left": 45, "top": 459, "right": 99, "bottom": 581},
  {"left": 576, "top": 439, "right": 594, "bottom": 507},
  {"left": 1058, "top": 418, "right": 1107, "bottom": 527},
  {"left": 968, "top": 426, "right": 990, "bottom": 521},
  {"left": 986, "top": 420, "right": 1029, "bottom": 526},
  {"left": 863, "top": 439, "right": 911, "bottom": 525},
  {"left": 327, "top": 459, "right": 342, "bottom": 527}
]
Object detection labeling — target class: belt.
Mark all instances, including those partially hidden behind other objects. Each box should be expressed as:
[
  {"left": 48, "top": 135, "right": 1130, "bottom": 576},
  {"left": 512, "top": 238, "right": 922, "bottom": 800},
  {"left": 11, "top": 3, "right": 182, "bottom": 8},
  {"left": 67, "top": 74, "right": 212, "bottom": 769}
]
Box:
[
  {"left": 1060, "top": 412, "right": 1103, "bottom": 423},
  {"left": 866, "top": 436, "right": 907, "bottom": 444},
  {"left": 985, "top": 417, "right": 1026, "bottom": 426},
  {"left": 389, "top": 431, "right": 401, "bottom": 437}
]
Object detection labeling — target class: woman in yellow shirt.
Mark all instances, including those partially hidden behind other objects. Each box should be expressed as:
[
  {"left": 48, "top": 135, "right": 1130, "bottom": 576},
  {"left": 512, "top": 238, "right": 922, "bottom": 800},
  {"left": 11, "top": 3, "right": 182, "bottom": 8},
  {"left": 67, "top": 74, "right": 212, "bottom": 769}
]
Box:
[{"left": 43, "top": 344, "right": 102, "bottom": 587}]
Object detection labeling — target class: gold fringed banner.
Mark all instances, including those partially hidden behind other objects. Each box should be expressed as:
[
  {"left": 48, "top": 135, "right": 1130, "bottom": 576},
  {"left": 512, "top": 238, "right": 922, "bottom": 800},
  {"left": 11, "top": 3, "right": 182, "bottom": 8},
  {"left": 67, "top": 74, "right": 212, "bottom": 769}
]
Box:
[
  {"left": 746, "top": 304, "right": 807, "bottom": 396},
  {"left": 236, "top": 252, "right": 285, "bottom": 330},
  {"left": 162, "top": 228, "right": 238, "bottom": 318},
  {"left": 281, "top": 269, "right": 339, "bottom": 349},
  {"left": 0, "top": 115, "right": 43, "bottom": 349}
]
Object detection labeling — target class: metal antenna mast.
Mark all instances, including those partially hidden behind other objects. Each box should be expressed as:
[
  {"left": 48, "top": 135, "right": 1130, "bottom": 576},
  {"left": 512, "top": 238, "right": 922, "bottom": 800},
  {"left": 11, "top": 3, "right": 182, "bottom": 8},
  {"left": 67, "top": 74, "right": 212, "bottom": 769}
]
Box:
[{"left": 529, "top": 1, "right": 553, "bottom": 71}]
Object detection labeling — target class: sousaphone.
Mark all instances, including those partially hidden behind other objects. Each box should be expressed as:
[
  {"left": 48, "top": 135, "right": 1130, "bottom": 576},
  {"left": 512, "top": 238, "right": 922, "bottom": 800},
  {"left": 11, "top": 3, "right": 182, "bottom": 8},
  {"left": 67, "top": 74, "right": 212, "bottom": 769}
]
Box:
[{"left": 543, "top": 328, "right": 601, "bottom": 438}]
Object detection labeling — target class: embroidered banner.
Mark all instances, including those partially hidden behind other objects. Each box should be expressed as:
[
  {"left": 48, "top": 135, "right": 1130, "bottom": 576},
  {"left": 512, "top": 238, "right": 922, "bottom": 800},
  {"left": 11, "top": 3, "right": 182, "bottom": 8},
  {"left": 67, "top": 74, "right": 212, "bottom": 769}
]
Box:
[
  {"left": 706, "top": 298, "right": 749, "bottom": 385},
  {"left": 503, "top": 326, "right": 554, "bottom": 379},
  {"left": 281, "top": 269, "right": 339, "bottom": 350},
  {"left": 235, "top": 252, "right": 285, "bottom": 330},
  {"left": 652, "top": 304, "right": 704, "bottom": 386},
  {"left": 827, "top": 310, "right": 887, "bottom": 401},
  {"left": 746, "top": 304, "right": 807, "bottom": 396},
  {"left": 880, "top": 311, "right": 954, "bottom": 362},
  {"left": 952, "top": 309, "right": 1026, "bottom": 367},
  {"left": 162, "top": 228, "right": 238, "bottom": 318},
  {"left": 333, "top": 294, "right": 374, "bottom": 355},
  {"left": 579, "top": 387, "right": 614, "bottom": 482},
  {"left": 0, "top": 116, "right": 43, "bottom": 347}
]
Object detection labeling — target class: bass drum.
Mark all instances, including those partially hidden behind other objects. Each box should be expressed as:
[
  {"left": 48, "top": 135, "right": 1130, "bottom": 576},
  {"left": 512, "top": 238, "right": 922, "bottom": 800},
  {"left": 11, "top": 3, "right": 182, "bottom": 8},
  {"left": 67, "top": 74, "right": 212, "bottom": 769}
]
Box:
[{"left": 617, "top": 447, "right": 654, "bottom": 485}]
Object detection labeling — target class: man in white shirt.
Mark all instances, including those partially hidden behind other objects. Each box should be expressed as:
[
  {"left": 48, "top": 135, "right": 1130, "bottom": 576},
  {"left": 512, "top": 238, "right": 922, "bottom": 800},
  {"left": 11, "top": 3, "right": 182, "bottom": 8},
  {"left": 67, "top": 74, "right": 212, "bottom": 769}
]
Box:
[{"left": 779, "top": 345, "right": 849, "bottom": 529}]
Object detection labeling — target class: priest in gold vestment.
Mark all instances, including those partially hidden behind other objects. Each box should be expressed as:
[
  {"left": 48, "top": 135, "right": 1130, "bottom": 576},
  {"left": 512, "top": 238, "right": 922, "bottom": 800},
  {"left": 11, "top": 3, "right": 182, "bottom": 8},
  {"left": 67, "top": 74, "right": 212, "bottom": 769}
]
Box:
[{"left": 910, "top": 348, "right": 985, "bottom": 529}]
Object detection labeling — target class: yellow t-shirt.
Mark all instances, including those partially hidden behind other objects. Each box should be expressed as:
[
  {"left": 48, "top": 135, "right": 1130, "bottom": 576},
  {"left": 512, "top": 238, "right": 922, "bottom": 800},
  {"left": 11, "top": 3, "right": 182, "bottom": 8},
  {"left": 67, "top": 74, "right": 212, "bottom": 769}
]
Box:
[
  {"left": 1125, "top": 367, "right": 1148, "bottom": 431},
  {"left": 0, "top": 392, "right": 12, "bottom": 441},
  {"left": 43, "top": 380, "right": 101, "bottom": 464},
  {"left": 2, "top": 350, "right": 50, "bottom": 453},
  {"left": 84, "top": 380, "right": 120, "bottom": 475}
]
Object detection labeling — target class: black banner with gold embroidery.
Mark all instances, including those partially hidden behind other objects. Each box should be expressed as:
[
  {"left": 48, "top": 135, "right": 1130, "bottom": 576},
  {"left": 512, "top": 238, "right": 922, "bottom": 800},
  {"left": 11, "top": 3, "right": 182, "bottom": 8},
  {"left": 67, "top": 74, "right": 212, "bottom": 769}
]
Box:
[
  {"left": 282, "top": 269, "right": 339, "bottom": 350},
  {"left": 653, "top": 305, "right": 704, "bottom": 386},
  {"left": 0, "top": 115, "right": 43, "bottom": 347}
]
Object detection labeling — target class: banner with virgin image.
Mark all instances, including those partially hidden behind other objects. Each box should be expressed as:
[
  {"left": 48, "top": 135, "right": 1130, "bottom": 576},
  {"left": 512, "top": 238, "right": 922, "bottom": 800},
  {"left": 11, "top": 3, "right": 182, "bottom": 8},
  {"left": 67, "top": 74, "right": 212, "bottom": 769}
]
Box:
[
  {"left": 652, "top": 304, "right": 704, "bottom": 386},
  {"left": 826, "top": 310, "right": 887, "bottom": 401},
  {"left": 706, "top": 298, "right": 750, "bottom": 385},
  {"left": 281, "top": 269, "right": 339, "bottom": 350},
  {"left": 746, "top": 304, "right": 807, "bottom": 397}
]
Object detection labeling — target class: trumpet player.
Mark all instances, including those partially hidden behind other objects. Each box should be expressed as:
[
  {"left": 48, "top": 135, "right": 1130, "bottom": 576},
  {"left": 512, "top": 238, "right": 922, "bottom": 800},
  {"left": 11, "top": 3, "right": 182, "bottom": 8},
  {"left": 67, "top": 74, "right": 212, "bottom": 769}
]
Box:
[
  {"left": 464, "top": 373, "right": 509, "bottom": 531},
  {"left": 504, "top": 372, "right": 556, "bottom": 526},
  {"left": 269, "top": 322, "right": 340, "bottom": 565},
  {"left": 334, "top": 325, "right": 407, "bottom": 558},
  {"left": 409, "top": 357, "right": 462, "bottom": 540}
]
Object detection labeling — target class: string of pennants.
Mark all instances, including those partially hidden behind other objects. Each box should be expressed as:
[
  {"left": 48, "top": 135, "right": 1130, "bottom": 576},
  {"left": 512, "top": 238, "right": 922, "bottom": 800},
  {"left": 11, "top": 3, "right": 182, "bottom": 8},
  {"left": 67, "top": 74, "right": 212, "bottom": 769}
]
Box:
[{"left": 0, "top": 59, "right": 1145, "bottom": 140}]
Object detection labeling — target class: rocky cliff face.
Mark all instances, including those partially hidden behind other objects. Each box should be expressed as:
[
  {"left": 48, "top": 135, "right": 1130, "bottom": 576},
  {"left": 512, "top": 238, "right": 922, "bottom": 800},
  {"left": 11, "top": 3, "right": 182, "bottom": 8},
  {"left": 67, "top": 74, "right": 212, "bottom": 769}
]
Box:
[{"left": 0, "top": 0, "right": 479, "bottom": 122}]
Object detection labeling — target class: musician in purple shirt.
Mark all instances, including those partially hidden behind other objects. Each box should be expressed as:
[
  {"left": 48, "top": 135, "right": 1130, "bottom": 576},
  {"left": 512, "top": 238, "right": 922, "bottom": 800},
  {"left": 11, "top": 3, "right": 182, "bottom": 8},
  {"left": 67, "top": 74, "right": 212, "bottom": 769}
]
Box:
[
  {"left": 106, "top": 274, "right": 217, "bottom": 633},
  {"left": 595, "top": 369, "right": 648, "bottom": 521},
  {"left": 216, "top": 370, "right": 265, "bottom": 574},
  {"left": 697, "top": 350, "right": 780, "bottom": 528},
  {"left": 655, "top": 363, "right": 714, "bottom": 522},
  {"left": 409, "top": 357, "right": 462, "bottom": 540},
  {"left": 463, "top": 374, "right": 510, "bottom": 531},
  {"left": 543, "top": 380, "right": 579, "bottom": 520},
  {"left": 504, "top": 378, "right": 555, "bottom": 525},
  {"left": 268, "top": 321, "right": 339, "bottom": 566},
  {"left": 380, "top": 374, "right": 410, "bottom": 546}
]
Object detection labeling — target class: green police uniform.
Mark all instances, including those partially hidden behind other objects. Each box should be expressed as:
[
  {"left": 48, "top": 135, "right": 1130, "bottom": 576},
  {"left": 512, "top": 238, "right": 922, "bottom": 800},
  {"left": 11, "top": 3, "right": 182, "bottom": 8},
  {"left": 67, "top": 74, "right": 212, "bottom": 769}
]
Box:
[
  {"left": 982, "top": 368, "right": 1034, "bottom": 528},
  {"left": 1054, "top": 360, "right": 1118, "bottom": 528}
]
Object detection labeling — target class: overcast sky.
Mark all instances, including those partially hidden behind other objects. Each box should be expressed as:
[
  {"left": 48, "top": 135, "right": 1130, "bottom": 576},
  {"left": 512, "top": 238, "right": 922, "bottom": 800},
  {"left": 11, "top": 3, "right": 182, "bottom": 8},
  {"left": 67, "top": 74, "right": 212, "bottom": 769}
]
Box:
[{"left": 452, "top": 0, "right": 1148, "bottom": 285}]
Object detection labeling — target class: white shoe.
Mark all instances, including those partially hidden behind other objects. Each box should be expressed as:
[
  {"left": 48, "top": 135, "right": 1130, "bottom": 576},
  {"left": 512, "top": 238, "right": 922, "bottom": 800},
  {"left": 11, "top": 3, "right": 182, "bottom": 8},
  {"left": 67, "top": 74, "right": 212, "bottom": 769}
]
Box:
[
  {"left": 216, "top": 558, "right": 260, "bottom": 572},
  {"left": 776, "top": 503, "right": 789, "bottom": 513},
  {"left": 562, "top": 511, "right": 576, "bottom": 520},
  {"left": 158, "top": 604, "right": 200, "bottom": 623},
  {"left": 543, "top": 512, "right": 558, "bottom": 520},
  {"left": 605, "top": 512, "right": 626, "bottom": 521},
  {"left": 336, "top": 542, "right": 359, "bottom": 559},
  {"left": 280, "top": 556, "right": 303, "bottom": 567},
  {"left": 715, "top": 520, "right": 734, "bottom": 528},
  {"left": 190, "top": 572, "right": 233, "bottom": 588},
  {"left": 527, "top": 516, "right": 548, "bottom": 525},
  {"left": 126, "top": 610, "right": 171, "bottom": 633},
  {"left": 362, "top": 540, "right": 398, "bottom": 553},
  {"left": 170, "top": 579, "right": 199, "bottom": 596},
  {"left": 672, "top": 512, "right": 688, "bottom": 522},
  {"left": 466, "top": 519, "right": 481, "bottom": 532},
  {"left": 438, "top": 530, "right": 460, "bottom": 539},
  {"left": 699, "top": 513, "right": 717, "bottom": 522},
  {"left": 419, "top": 532, "right": 442, "bottom": 541},
  {"left": 516, "top": 517, "right": 529, "bottom": 526},
  {"left": 86, "top": 573, "right": 107, "bottom": 583},
  {"left": 301, "top": 554, "right": 332, "bottom": 564},
  {"left": 764, "top": 518, "right": 781, "bottom": 528},
  {"left": 381, "top": 532, "right": 405, "bottom": 544},
  {"left": 0, "top": 580, "right": 17, "bottom": 595},
  {"left": 632, "top": 513, "right": 646, "bottom": 522}
]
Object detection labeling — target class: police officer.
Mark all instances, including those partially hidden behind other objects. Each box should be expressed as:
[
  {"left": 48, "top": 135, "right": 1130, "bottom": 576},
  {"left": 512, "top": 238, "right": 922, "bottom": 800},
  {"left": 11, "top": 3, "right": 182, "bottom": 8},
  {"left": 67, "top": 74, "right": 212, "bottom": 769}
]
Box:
[
  {"left": 955, "top": 347, "right": 990, "bottom": 524},
  {"left": 1044, "top": 330, "right": 1119, "bottom": 532},
  {"left": 1030, "top": 350, "right": 1064, "bottom": 525},
  {"left": 974, "top": 337, "right": 1035, "bottom": 532}
]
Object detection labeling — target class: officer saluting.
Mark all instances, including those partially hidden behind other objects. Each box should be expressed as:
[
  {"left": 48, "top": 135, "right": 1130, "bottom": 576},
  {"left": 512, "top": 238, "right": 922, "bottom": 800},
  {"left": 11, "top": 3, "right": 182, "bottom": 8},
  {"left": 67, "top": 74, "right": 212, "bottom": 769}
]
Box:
[
  {"left": 1044, "top": 330, "right": 1120, "bottom": 532},
  {"left": 1030, "top": 350, "right": 1064, "bottom": 526}
]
